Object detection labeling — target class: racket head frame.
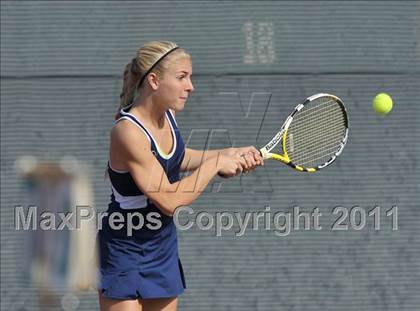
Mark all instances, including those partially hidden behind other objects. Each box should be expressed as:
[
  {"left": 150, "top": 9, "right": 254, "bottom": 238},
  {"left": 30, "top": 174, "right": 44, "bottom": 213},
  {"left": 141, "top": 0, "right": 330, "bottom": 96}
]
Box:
[{"left": 259, "top": 93, "right": 349, "bottom": 172}]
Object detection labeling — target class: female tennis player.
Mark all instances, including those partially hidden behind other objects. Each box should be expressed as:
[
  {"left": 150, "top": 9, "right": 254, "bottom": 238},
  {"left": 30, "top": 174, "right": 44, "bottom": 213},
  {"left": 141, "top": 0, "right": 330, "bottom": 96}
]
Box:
[{"left": 98, "top": 41, "right": 263, "bottom": 311}]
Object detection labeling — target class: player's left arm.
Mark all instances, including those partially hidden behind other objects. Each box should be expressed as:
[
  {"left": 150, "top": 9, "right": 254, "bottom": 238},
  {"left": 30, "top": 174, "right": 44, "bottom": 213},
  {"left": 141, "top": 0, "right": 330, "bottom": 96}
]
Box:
[
  {"left": 180, "top": 147, "right": 263, "bottom": 172},
  {"left": 180, "top": 148, "right": 221, "bottom": 172},
  {"left": 169, "top": 110, "right": 263, "bottom": 172}
]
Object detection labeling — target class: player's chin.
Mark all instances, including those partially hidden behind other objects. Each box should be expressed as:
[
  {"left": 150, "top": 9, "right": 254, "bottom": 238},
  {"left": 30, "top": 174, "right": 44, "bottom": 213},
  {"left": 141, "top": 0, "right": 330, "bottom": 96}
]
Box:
[{"left": 173, "top": 99, "right": 187, "bottom": 110}]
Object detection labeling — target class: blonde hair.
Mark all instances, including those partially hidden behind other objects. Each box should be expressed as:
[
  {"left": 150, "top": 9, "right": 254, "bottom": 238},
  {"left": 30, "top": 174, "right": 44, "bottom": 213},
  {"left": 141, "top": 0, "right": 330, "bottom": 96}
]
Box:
[{"left": 117, "top": 41, "right": 191, "bottom": 117}]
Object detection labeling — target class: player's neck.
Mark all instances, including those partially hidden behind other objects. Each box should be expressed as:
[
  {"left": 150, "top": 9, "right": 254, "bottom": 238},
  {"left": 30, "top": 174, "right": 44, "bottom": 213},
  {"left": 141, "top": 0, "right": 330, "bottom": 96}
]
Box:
[{"left": 131, "top": 96, "right": 166, "bottom": 129}]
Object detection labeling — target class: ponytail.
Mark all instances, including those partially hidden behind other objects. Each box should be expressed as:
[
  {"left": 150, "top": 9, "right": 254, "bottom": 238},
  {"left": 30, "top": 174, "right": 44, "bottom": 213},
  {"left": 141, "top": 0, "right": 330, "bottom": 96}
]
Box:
[{"left": 115, "top": 58, "right": 141, "bottom": 120}]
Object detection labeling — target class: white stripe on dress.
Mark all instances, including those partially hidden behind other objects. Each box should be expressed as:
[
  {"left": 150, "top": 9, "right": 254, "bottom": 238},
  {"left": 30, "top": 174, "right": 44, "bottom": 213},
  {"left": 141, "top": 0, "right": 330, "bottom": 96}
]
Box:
[{"left": 111, "top": 186, "right": 148, "bottom": 209}]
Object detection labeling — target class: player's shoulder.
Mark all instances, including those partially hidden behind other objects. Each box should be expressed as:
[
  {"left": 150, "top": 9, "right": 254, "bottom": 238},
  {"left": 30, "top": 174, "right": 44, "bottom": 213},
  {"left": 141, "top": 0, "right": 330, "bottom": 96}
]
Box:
[{"left": 111, "top": 119, "right": 150, "bottom": 149}]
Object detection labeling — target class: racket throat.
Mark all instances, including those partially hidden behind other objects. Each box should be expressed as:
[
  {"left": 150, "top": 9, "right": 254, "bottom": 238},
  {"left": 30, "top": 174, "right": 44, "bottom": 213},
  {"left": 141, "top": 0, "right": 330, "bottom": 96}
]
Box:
[{"left": 269, "top": 153, "right": 290, "bottom": 163}]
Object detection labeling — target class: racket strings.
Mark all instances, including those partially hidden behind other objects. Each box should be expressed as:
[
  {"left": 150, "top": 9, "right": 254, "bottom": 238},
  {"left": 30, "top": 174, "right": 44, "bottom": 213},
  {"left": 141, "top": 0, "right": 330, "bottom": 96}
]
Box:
[
  {"left": 288, "top": 141, "right": 344, "bottom": 168},
  {"left": 290, "top": 110, "right": 345, "bottom": 145},
  {"left": 290, "top": 114, "right": 345, "bottom": 146},
  {"left": 287, "top": 106, "right": 345, "bottom": 149},
  {"left": 292, "top": 151, "right": 337, "bottom": 169},
  {"left": 285, "top": 100, "right": 346, "bottom": 168},
  {"left": 287, "top": 138, "right": 343, "bottom": 167},
  {"left": 300, "top": 150, "right": 341, "bottom": 167},
  {"left": 287, "top": 128, "right": 345, "bottom": 160},
  {"left": 293, "top": 99, "right": 336, "bottom": 119},
  {"left": 293, "top": 101, "right": 343, "bottom": 125},
  {"left": 290, "top": 100, "right": 344, "bottom": 131},
  {"left": 292, "top": 142, "right": 343, "bottom": 167},
  {"left": 287, "top": 121, "right": 346, "bottom": 162},
  {"left": 288, "top": 132, "right": 345, "bottom": 167}
]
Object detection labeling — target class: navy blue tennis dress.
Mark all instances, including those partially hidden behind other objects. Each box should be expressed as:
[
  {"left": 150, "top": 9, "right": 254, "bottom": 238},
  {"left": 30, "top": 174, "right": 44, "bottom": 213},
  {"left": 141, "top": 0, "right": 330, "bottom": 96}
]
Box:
[{"left": 98, "top": 108, "right": 186, "bottom": 299}]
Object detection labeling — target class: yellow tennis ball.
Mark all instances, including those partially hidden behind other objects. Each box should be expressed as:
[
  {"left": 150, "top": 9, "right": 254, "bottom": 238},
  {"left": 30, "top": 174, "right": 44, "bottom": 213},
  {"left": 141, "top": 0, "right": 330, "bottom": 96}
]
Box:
[{"left": 373, "top": 93, "right": 393, "bottom": 115}]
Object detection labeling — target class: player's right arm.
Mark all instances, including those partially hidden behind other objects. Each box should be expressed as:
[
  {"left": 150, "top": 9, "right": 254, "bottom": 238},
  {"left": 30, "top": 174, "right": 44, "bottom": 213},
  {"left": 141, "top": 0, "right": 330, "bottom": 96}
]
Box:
[{"left": 110, "top": 121, "right": 245, "bottom": 216}]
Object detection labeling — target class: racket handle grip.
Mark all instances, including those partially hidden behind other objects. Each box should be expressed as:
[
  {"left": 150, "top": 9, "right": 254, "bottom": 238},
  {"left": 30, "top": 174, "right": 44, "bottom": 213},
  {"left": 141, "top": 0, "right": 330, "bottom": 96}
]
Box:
[{"left": 259, "top": 148, "right": 270, "bottom": 160}]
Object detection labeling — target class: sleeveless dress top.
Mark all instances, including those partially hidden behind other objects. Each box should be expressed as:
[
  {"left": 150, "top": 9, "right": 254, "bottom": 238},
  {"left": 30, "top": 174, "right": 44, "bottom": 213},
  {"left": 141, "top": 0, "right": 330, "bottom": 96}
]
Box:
[{"left": 98, "top": 108, "right": 186, "bottom": 299}]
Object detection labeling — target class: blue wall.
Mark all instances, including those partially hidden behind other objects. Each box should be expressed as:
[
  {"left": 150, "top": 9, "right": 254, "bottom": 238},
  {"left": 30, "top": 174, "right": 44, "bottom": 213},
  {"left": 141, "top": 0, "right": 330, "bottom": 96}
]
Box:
[{"left": 1, "top": 1, "right": 419, "bottom": 310}]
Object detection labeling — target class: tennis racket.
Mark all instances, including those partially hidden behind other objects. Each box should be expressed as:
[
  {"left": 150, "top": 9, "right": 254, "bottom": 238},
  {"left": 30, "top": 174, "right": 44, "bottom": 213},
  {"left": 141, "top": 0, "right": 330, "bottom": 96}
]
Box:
[{"left": 259, "top": 93, "right": 348, "bottom": 172}]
